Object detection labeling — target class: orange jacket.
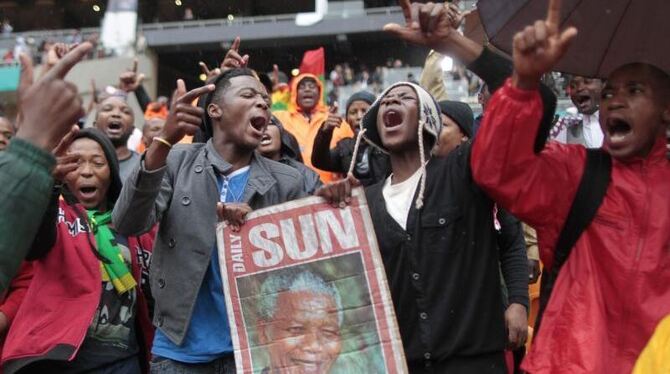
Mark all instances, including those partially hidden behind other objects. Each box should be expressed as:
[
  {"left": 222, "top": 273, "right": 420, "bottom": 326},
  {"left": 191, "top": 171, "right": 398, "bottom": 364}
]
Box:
[
  {"left": 273, "top": 73, "right": 353, "bottom": 183},
  {"left": 472, "top": 80, "right": 670, "bottom": 373}
]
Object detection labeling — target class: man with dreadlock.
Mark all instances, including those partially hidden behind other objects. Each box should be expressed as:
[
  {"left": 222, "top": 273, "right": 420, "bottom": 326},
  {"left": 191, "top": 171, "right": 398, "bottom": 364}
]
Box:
[{"left": 315, "top": 80, "right": 524, "bottom": 372}]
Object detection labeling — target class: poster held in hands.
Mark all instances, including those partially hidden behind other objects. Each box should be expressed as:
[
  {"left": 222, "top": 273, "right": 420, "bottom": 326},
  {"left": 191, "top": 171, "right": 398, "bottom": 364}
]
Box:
[{"left": 217, "top": 188, "right": 407, "bottom": 373}]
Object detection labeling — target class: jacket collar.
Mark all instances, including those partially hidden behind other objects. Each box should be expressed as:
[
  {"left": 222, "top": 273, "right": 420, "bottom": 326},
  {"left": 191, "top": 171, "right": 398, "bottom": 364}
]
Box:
[{"left": 203, "top": 140, "right": 277, "bottom": 202}]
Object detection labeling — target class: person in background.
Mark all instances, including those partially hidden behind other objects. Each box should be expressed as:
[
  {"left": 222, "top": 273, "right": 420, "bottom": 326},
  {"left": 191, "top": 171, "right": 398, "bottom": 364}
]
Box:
[
  {"left": 273, "top": 74, "right": 354, "bottom": 183},
  {"left": 432, "top": 100, "right": 473, "bottom": 156},
  {"left": 258, "top": 116, "right": 322, "bottom": 194},
  {"left": 137, "top": 117, "right": 166, "bottom": 154},
  {"left": 0, "top": 116, "right": 15, "bottom": 151},
  {"left": 94, "top": 95, "right": 140, "bottom": 182},
  {"left": 312, "top": 91, "right": 389, "bottom": 186},
  {"left": 551, "top": 75, "right": 604, "bottom": 147},
  {"left": 2, "top": 128, "right": 155, "bottom": 373}
]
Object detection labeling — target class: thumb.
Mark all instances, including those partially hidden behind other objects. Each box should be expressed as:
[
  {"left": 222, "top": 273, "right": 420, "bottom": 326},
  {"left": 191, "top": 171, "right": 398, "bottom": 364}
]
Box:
[
  {"left": 383, "top": 23, "right": 422, "bottom": 44},
  {"left": 217, "top": 202, "right": 226, "bottom": 221},
  {"left": 329, "top": 102, "right": 339, "bottom": 114},
  {"left": 137, "top": 73, "right": 146, "bottom": 84},
  {"left": 556, "top": 26, "right": 578, "bottom": 57}
]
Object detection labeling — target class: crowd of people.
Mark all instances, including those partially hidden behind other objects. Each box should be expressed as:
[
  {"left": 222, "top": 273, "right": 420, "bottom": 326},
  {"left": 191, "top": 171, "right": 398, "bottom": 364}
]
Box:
[{"left": 0, "top": 0, "right": 668, "bottom": 373}]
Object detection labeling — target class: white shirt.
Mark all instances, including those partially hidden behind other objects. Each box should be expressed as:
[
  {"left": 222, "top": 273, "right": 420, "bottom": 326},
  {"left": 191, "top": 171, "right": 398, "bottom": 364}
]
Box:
[
  {"left": 581, "top": 111, "right": 603, "bottom": 148},
  {"left": 382, "top": 167, "right": 424, "bottom": 230}
]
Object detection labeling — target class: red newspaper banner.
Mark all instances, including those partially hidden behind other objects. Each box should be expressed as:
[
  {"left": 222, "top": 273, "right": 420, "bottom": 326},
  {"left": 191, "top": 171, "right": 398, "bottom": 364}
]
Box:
[{"left": 217, "top": 188, "right": 407, "bottom": 374}]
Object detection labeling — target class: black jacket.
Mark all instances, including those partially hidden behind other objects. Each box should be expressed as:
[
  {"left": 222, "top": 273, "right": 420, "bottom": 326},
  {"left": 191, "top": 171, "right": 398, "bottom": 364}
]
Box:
[
  {"left": 311, "top": 128, "right": 389, "bottom": 186},
  {"left": 365, "top": 144, "right": 512, "bottom": 371}
]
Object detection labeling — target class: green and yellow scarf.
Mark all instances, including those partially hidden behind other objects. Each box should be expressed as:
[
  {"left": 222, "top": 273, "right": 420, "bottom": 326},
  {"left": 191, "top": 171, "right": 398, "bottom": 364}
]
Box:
[{"left": 87, "top": 210, "right": 136, "bottom": 294}]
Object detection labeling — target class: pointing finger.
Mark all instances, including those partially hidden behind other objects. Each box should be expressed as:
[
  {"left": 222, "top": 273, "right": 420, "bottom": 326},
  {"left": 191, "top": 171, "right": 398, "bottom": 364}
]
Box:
[
  {"left": 18, "top": 53, "right": 34, "bottom": 97},
  {"left": 131, "top": 58, "right": 138, "bottom": 73},
  {"left": 231, "top": 36, "right": 241, "bottom": 52},
  {"left": 199, "top": 61, "right": 211, "bottom": 75},
  {"left": 546, "top": 0, "right": 562, "bottom": 30},
  {"left": 399, "top": 0, "right": 412, "bottom": 25},
  {"left": 44, "top": 42, "right": 93, "bottom": 80},
  {"left": 329, "top": 102, "right": 339, "bottom": 114},
  {"left": 556, "top": 26, "right": 578, "bottom": 57},
  {"left": 178, "top": 84, "right": 216, "bottom": 104}
]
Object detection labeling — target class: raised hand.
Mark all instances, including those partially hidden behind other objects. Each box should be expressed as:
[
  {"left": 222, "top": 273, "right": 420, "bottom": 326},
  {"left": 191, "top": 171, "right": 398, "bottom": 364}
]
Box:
[
  {"left": 118, "top": 58, "right": 145, "bottom": 92},
  {"left": 512, "top": 0, "right": 578, "bottom": 89},
  {"left": 220, "top": 37, "right": 249, "bottom": 72},
  {"left": 161, "top": 79, "right": 215, "bottom": 145},
  {"left": 199, "top": 61, "right": 221, "bottom": 80},
  {"left": 16, "top": 42, "right": 92, "bottom": 151},
  {"left": 383, "top": 1, "right": 461, "bottom": 53},
  {"left": 321, "top": 102, "right": 343, "bottom": 131},
  {"left": 52, "top": 125, "right": 80, "bottom": 183}
]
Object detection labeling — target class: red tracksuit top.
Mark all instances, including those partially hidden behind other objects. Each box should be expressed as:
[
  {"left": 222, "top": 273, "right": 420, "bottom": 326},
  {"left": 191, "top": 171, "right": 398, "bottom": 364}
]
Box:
[
  {"left": 471, "top": 80, "right": 670, "bottom": 373},
  {"left": 1, "top": 201, "right": 155, "bottom": 372}
]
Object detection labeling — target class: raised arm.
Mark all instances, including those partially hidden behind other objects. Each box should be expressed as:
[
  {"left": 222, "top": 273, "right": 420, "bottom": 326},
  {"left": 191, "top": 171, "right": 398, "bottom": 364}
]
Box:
[
  {"left": 471, "top": 0, "right": 583, "bottom": 230},
  {"left": 311, "top": 104, "right": 347, "bottom": 173},
  {"left": 112, "top": 80, "right": 214, "bottom": 235}
]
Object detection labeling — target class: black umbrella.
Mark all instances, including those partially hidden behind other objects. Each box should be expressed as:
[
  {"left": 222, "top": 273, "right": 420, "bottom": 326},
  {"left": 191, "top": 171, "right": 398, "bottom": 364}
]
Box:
[{"left": 477, "top": 0, "right": 670, "bottom": 78}]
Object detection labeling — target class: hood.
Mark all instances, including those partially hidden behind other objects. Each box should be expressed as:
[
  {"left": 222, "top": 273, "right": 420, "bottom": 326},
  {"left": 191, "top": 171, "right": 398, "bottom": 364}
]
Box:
[
  {"left": 288, "top": 73, "right": 327, "bottom": 114},
  {"left": 360, "top": 81, "right": 442, "bottom": 153},
  {"left": 269, "top": 116, "right": 303, "bottom": 162},
  {"left": 63, "top": 128, "right": 122, "bottom": 208},
  {"left": 358, "top": 82, "right": 441, "bottom": 210}
]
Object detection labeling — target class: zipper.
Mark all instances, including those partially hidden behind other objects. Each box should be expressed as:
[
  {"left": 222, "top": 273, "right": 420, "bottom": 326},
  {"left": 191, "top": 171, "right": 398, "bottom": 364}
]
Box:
[{"left": 619, "top": 164, "right": 651, "bottom": 354}]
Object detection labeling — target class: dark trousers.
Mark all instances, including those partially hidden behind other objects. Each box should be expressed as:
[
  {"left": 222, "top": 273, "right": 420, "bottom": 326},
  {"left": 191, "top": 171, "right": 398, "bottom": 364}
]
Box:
[
  {"left": 408, "top": 351, "right": 507, "bottom": 374},
  {"left": 149, "top": 355, "right": 236, "bottom": 374}
]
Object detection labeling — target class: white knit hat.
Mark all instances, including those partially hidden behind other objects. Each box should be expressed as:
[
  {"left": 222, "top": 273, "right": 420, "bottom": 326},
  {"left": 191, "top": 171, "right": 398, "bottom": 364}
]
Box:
[{"left": 349, "top": 82, "right": 442, "bottom": 209}]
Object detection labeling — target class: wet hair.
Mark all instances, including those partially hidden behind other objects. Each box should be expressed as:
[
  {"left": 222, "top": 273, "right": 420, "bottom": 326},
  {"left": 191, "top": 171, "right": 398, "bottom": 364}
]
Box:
[
  {"left": 198, "top": 67, "right": 258, "bottom": 141},
  {"left": 256, "top": 270, "right": 343, "bottom": 326}
]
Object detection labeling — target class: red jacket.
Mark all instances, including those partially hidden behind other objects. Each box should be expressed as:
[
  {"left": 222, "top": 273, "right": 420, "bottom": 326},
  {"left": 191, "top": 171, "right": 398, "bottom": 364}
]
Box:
[
  {"left": 0, "top": 263, "right": 33, "bottom": 330},
  {"left": 471, "top": 80, "right": 670, "bottom": 373},
  {"left": 1, "top": 201, "right": 155, "bottom": 372}
]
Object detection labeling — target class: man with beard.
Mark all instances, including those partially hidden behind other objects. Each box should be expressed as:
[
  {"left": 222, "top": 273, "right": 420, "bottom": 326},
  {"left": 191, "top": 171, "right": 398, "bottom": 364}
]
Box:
[{"left": 94, "top": 95, "right": 139, "bottom": 182}]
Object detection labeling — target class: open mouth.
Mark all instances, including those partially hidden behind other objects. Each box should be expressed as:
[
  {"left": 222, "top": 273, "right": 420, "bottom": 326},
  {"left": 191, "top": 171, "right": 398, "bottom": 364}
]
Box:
[
  {"left": 106, "top": 121, "right": 124, "bottom": 135},
  {"left": 574, "top": 94, "right": 591, "bottom": 109},
  {"left": 260, "top": 133, "right": 272, "bottom": 146},
  {"left": 249, "top": 115, "right": 268, "bottom": 134},
  {"left": 605, "top": 117, "right": 632, "bottom": 145},
  {"left": 78, "top": 186, "right": 98, "bottom": 199},
  {"left": 383, "top": 109, "right": 403, "bottom": 128}
]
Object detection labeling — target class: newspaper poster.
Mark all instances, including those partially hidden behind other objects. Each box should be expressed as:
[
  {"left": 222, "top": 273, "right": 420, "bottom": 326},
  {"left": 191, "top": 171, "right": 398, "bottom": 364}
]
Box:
[{"left": 216, "top": 188, "right": 407, "bottom": 374}]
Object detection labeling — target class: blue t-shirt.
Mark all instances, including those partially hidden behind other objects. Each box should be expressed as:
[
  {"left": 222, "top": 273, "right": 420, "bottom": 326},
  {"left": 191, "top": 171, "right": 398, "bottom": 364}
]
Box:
[{"left": 152, "top": 166, "right": 250, "bottom": 363}]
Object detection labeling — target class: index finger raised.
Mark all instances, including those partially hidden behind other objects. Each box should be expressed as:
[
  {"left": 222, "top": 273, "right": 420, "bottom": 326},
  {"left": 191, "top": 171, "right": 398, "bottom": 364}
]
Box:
[
  {"left": 178, "top": 84, "right": 216, "bottom": 104},
  {"left": 18, "top": 53, "right": 34, "bottom": 97},
  {"left": 231, "top": 36, "right": 241, "bottom": 52},
  {"left": 399, "top": 0, "right": 412, "bottom": 25},
  {"left": 44, "top": 42, "right": 93, "bottom": 80},
  {"left": 546, "top": 0, "right": 562, "bottom": 28},
  {"left": 131, "top": 58, "right": 138, "bottom": 73}
]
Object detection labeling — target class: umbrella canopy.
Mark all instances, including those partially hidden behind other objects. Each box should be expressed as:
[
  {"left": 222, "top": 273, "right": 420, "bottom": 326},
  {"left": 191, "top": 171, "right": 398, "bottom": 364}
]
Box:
[{"left": 477, "top": 0, "right": 670, "bottom": 78}]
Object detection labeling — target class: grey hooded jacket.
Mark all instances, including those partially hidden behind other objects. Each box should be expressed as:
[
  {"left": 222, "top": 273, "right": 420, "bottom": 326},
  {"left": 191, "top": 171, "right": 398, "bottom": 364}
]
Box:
[{"left": 112, "top": 140, "right": 307, "bottom": 345}]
